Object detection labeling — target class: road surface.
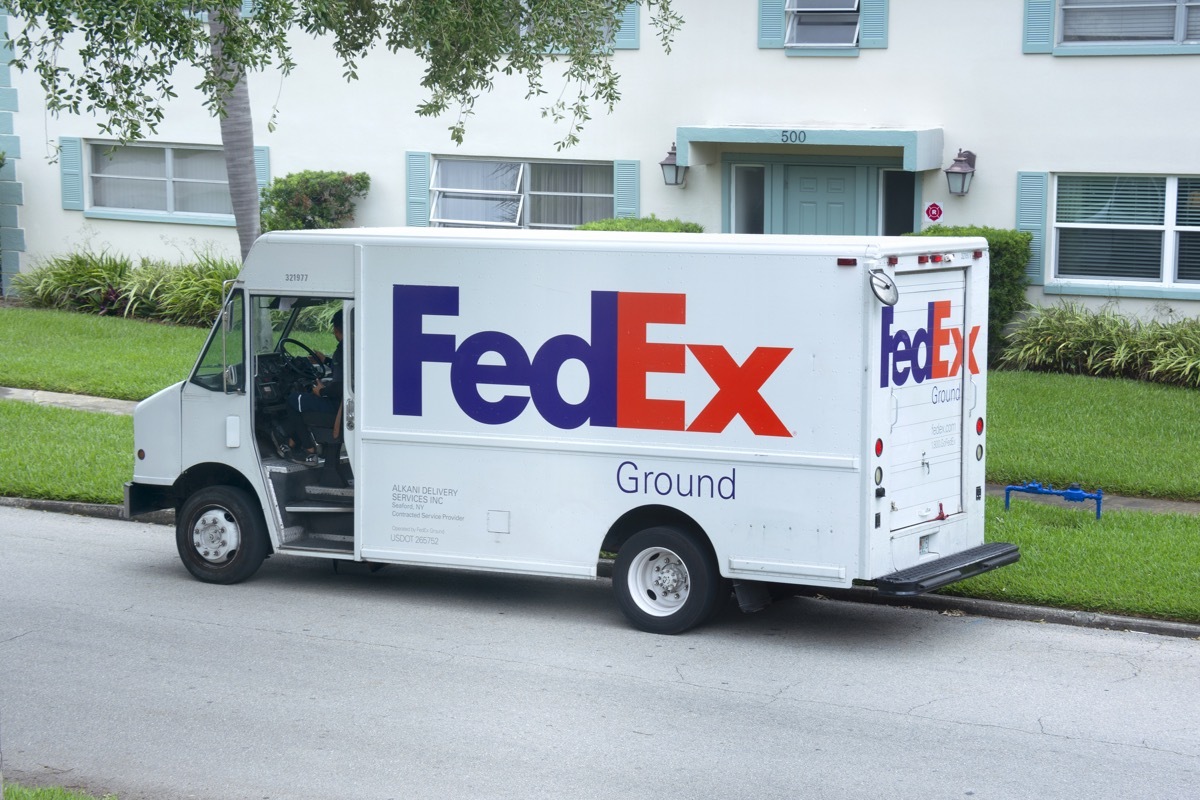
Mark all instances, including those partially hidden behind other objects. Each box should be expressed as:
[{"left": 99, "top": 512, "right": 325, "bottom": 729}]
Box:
[{"left": 1, "top": 506, "right": 1197, "bottom": 799}]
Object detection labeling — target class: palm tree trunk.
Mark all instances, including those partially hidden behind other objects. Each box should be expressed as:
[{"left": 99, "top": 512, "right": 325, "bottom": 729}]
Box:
[{"left": 210, "top": 10, "right": 260, "bottom": 262}]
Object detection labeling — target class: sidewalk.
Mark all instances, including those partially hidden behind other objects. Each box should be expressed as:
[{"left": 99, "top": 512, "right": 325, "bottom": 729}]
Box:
[
  {"left": 0, "top": 385, "right": 138, "bottom": 415},
  {"left": 4, "top": 385, "right": 1199, "bottom": 639}
]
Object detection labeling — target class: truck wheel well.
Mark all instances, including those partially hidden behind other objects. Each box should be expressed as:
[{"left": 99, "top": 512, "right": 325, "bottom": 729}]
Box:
[
  {"left": 176, "top": 462, "right": 257, "bottom": 501},
  {"left": 601, "top": 505, "right": 712, "bottom": 559},
  {"left": 173, "top": 464, "right": 269, "bottom": 550}
]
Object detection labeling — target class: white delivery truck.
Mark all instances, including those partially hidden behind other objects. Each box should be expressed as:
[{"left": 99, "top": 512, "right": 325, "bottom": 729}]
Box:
[{"left": 126, "top": 228, "right": 1018, "bottom": 634}]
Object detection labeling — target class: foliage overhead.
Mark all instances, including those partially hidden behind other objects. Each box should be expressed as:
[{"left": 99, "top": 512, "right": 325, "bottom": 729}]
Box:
[{"left": 5, "top": 1, "right": 683, "bottom": 148}]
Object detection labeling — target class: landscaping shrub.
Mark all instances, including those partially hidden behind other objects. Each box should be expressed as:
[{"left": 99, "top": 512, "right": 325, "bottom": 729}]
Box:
[
  {"left": 999, "top": 302, "right": 1200, "bottom": 388},
  {"left": 12, "top": 251, "right": 132, "bottom": 315},
  {"left": 910, "top": 225, "right": 1032, "bottom": 363},
  {"left": 260, "top": 170, "right": 371, "bottom": 232},
  {"left": 11, "top": 250, "right": 240, "bottom": 327},
  {"left": 577, "top": 214, "right": 704, "bottom": 233}
]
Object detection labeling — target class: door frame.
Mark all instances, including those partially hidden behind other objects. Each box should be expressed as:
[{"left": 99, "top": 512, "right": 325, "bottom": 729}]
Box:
[{"left": 722, "top": 152, "right": 911, "bottom": 235}]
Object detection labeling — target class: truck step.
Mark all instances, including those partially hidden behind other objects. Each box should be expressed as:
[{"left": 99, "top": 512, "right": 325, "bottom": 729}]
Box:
[
  {"left": 873, "top": 542, "right": 1020, "bottom": 596},
  {"left": 304, "top": 484, "right": 354, "bottom": 504},
  {"left": 279, "top": 536, "right": 354, "bottom": 554},
  {"left": 284, "top": 502, "right": 354, "bottom": 514}
]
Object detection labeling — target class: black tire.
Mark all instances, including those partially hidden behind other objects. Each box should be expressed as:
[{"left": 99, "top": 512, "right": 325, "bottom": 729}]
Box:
[
  {"left": 176, "top": 486, "right": 269, "bottom": 584},
  {"left": 613, "top": 525, "right": 722, "bottom": 635}
]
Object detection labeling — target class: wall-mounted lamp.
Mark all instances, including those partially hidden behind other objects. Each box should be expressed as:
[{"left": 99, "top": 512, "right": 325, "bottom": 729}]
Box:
[
  {"left": 660, "top": 143, "right": 688, "bottom": 187},
  {"left": 944, "top": 149, "right": 977, "bottom": 196}
]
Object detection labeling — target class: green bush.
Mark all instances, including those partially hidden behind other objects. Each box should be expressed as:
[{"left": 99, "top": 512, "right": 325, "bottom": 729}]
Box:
[
  {"left": 12, "top": 251, "right": 133, "bottom": 315},
  {"left": 910, "top": 225, "right": 1032, "bottom": 362},
  {"left": 260, "top": 170, "right": 371, "bottom": 232},
  {"left": 999, "top": 302, "right": 1200, "bottom": 388},
  {"left": 11, "top": 250, "right": 240, "bottom": 327},
  {"left": 577, "top": 214, "right": 704, "bottom": 233}
]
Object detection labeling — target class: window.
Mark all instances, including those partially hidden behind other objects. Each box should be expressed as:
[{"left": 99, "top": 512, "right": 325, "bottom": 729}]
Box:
[
  {"left": 430, "top": 159, "right": 615, "bottom": 229},
  {"left": 59, "top": 137, "right": 268, "bottom": 225},
  {"left": 1024, "top": 0, "right": 1200, "bottom": 53},
  {"left": 1052, "top": 175, "right": 1200, "bottom": 285},
  {"left": 191, "top": 290, "right": 244, "bottom": 393},
  {"left": 786, "top": 0, "right": 861, "bottom": 47},
  {"left": 1060, "top": 0, "right": 1199, "bottom": 44},
  {"left": 90, "top": 143, "right": 232, "bottom": 216},
  {"left": 759, "top": 0, "right": 887, "bottom": 52}
]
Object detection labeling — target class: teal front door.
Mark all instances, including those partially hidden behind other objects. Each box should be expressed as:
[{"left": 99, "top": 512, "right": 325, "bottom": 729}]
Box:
[{"left": 782, "top": 166, "right": 857, "bottom": 235}]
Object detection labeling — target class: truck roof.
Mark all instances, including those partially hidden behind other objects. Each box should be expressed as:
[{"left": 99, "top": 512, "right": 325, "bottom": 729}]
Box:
[{"left": 252, "top": 226, "right": 987, "bottom": 258}]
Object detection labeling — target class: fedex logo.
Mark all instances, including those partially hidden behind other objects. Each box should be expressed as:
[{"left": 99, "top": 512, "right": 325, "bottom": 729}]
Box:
[
  {"left": 393, "top": 285, "right": 793, "bottom": 437},
  {"left": 880, "top": 301, "right": 981, "bottom": 388}
]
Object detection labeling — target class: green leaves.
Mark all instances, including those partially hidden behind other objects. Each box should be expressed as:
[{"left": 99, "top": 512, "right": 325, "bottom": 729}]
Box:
[
  {"left": 260, "top": 170, "right": 371, "bottom": 231},
  {"left": 12, "top": 249, "right": 240, "bottom": 326},
  {"left": 999, "top": 303, "right": 1200, "bottom": 388},
  {"left": 7, "top": 1, "right": 680, "bottom": 148}
]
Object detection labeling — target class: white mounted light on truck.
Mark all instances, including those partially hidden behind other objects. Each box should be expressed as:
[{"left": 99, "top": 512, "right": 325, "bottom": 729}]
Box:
[
  {"left": 977, "top": 445, "right": 984, "bottom": 461},
  {"left": 874, "top": 467, "right": 883, "bottom": 485}
]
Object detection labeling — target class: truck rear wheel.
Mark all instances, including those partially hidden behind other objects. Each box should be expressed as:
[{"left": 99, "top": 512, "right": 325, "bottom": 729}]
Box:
[
  {"left": 176, "top": 486, "right": 268, "bottom": 584},
  {"left": 613, "top": 526, "right": 722, "bottom": 634}
]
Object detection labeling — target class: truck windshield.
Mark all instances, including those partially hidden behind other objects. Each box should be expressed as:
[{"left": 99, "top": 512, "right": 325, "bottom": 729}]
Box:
[{"left": 249, "top": 296, "right": 342, "bottom": 356}]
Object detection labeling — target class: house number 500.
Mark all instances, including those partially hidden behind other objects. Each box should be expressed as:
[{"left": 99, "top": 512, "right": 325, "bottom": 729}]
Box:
[{"left": 780, "top": 130, "right": 807, "bottom": 143}]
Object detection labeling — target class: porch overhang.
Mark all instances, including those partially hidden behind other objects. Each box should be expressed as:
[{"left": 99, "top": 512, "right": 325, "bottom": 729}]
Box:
[{"left": 675, "top": 125, "right": 945, "bottom": 172}]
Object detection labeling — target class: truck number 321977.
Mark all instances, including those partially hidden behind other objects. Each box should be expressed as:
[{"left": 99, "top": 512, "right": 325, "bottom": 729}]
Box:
[{"left": 285, "top": 273, "right": 308, "bottom": 282}]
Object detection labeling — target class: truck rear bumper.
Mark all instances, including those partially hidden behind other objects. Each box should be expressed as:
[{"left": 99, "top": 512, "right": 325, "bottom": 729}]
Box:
[{"left": 873, "top": 542, "right": 1020, "bottom": 596}]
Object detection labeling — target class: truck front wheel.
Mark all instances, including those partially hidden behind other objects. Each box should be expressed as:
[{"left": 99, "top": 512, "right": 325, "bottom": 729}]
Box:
[
  {"left": 176, "top": 486, "right": 268, "bottom": 584},
  {"left": 613, "top": 526, "right": 723, "bottom": 634}
]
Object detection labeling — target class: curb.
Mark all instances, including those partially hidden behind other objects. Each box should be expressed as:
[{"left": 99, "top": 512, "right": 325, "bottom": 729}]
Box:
[
  {"left": 6, "top": 496, "right": 1195, "bottom": 640},
  {"left": 0, "top": 496, "right": 174, "bottom": 526}
]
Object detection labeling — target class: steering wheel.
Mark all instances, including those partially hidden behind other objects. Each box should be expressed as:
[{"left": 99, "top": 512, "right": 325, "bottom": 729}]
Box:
[{"left": 279, "top": 338, "right": 325, "bottom": 382}]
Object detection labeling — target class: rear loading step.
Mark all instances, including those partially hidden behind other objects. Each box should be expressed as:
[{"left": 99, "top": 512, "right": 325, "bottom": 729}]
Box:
[{"left": 873, "top": 542, "right": 1020, "bottom": 596}]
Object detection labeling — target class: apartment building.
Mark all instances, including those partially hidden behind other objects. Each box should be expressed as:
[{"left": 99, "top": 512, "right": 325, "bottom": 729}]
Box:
[{"left": 1, "top": 1, "right": 1197, "bottom": 315}]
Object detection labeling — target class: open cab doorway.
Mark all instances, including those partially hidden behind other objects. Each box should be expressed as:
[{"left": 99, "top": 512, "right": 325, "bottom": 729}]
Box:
[{"left": 248, "top": 295, "right": 355, "bottom": 556}]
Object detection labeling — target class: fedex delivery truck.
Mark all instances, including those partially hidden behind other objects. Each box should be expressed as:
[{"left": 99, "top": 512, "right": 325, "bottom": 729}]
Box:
[{"left": 125, "top": 228, "right": 1018, "bottom": 634}]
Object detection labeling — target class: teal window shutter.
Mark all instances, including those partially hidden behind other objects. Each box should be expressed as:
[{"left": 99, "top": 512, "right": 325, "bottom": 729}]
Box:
[
  {"left": 1023, "top": 0, "right": 1055, "bottom": 54},
  {"left": 1016, "top": 172, "right": 1049, "bottom": 286},
  {"left": 60, "top": 137, "right": 84, "bottom": 211},
  {"left": 613, "top": 4, "right": 639, "bottom": 50},
  {"left": 759, "top": 0, "right": 785, "bottom": 49},
  {"left": 614, "top": 160, "right": 640, "bottom": 219},
  {"left": 253, "top": 146, "right": 270, "bottom": 194},
  {"left": 859, "top": 0, "right": 889, "bottom": 49},
  {"left": 406, "top": 151, "right": 431, "bottom": 227}
]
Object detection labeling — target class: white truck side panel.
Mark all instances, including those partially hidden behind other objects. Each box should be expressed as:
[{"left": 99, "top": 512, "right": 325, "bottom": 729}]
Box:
[{"left": 353, "top": 237, "right": 872, "bottom": 583}]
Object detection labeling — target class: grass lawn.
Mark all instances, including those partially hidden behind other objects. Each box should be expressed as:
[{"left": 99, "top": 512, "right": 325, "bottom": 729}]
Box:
[
  {"left": 0, "top": 306, "right": 206, "bottom": 400},
  {"left": 986, "top": 369, "right": 1200, "bottom": 500},
  {"left": 942, "top": 498, "right": 1200, "bottom": 623},
  {"left": 3, "top": 784, "right": 115, "bottom": 800},
  {"left": 0, "top": 399, "right": 132, "bottom": 504}
]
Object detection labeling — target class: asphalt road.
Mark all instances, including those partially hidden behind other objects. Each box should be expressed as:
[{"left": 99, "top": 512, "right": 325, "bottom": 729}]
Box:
[{"left": 2, "top": 506, "right": 1197, "bottom": 800}]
